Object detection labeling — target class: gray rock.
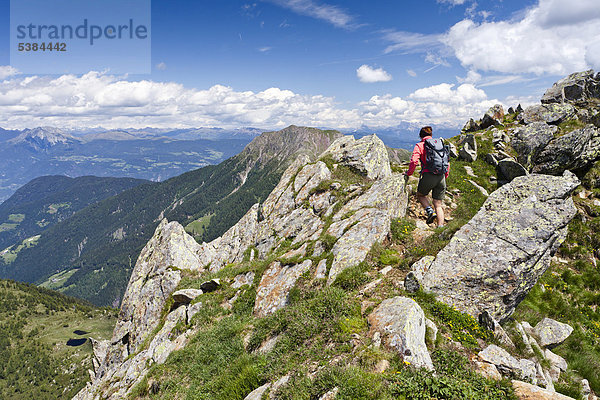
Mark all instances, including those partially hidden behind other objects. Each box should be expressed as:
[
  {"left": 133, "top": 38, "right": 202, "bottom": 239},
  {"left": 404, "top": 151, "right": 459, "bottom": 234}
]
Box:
[
  {"left": 200, "top": 279, "right": 220, "bottom": 293},
  {"left": 497, "top": 158, "right": 528, "bottom": 184},
  {"left": 254, "top": 260, "right": 312, "bottom": 317},
  {"left": 533, "top": 318, "right": 574, "bottom": 348},
  {"left": 513, "top": 380, "right": 576, "bottom": 400},
  {"left": 582, "top": 379, "right": 591, "bottom": 397},
  {"left": 425, "top": 318, "right": 438, "bottom": 345},
  {"left": 533, "top": 125, "right": 600, "bottom": 175},
  {"left": 520, "top": 358, "right": 537, "bottom": 383},
  {"left": 468, "top": 179, "right": 490, "bottom": 196},
  {"left": 519, "top": 104, "right": 576, "bottom": 125},
  {"left": 270, "top": 375, "right": 291, "bottom": 399},
  {"left": 323, "top": 134, "right": 392, "bottom": 180},
  {"left": 512, "top": 122, "right": 558, "bottom": 167},
  {"left": 458, "top": 135, "right": 478, "bottom": 162},
  {"left": 463, "top": 118, "right": 480, "bottom": 133},
  {"left": 318, "top": 387, "right": 339, "bottom": 400},
  {"left": 479, "top": 345, "right": 521, "bottom": 376},
  {"left": 475, "top": 362, "right": 503, "bottom": 380},
  {"left": 244, "top": 383, "right": 271, "bottom": 400},
  {"left": 172, "top": 289, "right": 203, "bottom": 305},
  {"left": 232, "top": 272, "right": 255, "bottom": 288},
  {"left": 541, "top": 70, "right": 600, "bottom": 104},
  {"left": 368, "top": 296, "right": 433, "bottom": 370},
  {"left": 404, "top": 272, "right": 420, "bottom": 293},
  {"left": 481, "top": 104, "right": 504, "bottom": 129},
  {"left": 315, "top": 259, "right": 328, "bottom": 280},
  {"left": 485, "top": 153, "right": 499, "bottom": 167},
  {"left": 294, "top": 161, "right": 332, "bottom": 203},
  {"left": 448, "top": 142, "right": 459, "bottom": 158},
  {"left": 187, "top": 302, "right": 202, "bottom": 324},
  {"left": 545, "top": 349, "right": 567, "bottom": 371},
  {"left": 420, "top": 172, "right": 579, "bottom": 322}
]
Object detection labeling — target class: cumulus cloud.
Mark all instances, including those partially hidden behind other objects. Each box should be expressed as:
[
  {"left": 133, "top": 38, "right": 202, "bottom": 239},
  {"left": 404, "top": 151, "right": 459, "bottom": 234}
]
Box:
[
  {"left": 443, "top": 0, "right": 600, "bottom": 75},
  {"left": 265, "top": 0, "right": 356, "bottom": 28},
  {"left": 0, "top": 66, "right": 19, "bottom": 80},
  {"left": 0, "top": 69, "right": 501, "bottom": 130},
  {"left": 356, "top": 65, "right": 392, "bottom": 83}
]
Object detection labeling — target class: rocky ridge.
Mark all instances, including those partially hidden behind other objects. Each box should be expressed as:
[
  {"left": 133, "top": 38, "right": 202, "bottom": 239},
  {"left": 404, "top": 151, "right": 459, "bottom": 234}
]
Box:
[{"left": 75, "top": 70, "right": 600, "bottom": 400}]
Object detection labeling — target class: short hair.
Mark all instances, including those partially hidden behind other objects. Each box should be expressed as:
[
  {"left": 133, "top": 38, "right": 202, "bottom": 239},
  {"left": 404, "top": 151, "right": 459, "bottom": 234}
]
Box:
[{"left": 419, "top": 126, "right": 433, "bottom": 138}]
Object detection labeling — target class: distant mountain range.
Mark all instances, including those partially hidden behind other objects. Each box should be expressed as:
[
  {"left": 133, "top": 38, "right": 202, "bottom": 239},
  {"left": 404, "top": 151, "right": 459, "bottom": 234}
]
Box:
[{"left": 0, "top": 126, "right": 264, "bottom": 203}]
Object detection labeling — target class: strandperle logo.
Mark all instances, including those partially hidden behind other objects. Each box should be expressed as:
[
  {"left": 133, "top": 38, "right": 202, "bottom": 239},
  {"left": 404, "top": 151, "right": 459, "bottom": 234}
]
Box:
[
  {"left": 10, "top": 0, "right": 151, "bottom": 74},
  {"left": 15, "top": 19, "right": 149, "bottom": 45}
]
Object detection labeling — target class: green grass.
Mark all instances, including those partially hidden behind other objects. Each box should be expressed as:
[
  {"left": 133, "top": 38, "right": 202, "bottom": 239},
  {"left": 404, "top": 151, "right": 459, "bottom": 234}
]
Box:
[
  {"left": 185, "top": 213, "right": 214, "bottom": 238},
  {"left": 46, "top": 202, "right": 71, "bottom": 214},
  {"left": 558, "top": 119, "right": 587, "bottom": 135},
  {"left": 39, "top": 268, "right": 79, "bottom": 291},
  {"left": 0, "top": 234, "right": 40, "bottom": 264},
  {"left": 0, "top": 222, "right": 18, "bottom": 232},
  {"left": 7, "top": 214, "right": 25, "bottom": 223}
]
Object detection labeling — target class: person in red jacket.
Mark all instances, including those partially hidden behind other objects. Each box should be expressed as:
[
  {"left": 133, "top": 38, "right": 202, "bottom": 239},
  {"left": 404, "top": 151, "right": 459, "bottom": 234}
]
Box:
[{"left": 404, "top": 126, "right": 449, "bottom": 227}]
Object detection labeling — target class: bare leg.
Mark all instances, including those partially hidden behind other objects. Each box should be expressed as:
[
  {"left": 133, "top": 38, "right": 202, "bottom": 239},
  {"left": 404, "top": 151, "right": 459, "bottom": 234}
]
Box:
[
  {"left": 417, "top": 192, "right": 431, "bottom": 210},
  {"left": 433, "top": 199, "right": 444, "bottom": 226}
]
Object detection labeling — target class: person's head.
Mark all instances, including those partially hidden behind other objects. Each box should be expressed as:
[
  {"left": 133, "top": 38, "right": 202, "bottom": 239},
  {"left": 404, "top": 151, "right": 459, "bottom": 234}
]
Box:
[{"left": 419, "top": 126, "right": 433, "bottom": 138}]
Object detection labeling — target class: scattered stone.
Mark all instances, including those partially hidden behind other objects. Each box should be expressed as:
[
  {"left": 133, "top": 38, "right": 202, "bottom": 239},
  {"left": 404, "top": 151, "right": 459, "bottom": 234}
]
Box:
[
  {"left": 380, "top": 265, "right": 393, "bottom": 275},
  {"left": 404, "top": 272, "right": 420, "bottom": 293},
  {"left": 545, "top": 349, "right": 567, "bottom": 371},
  {"left": 425, "top": 318, "right": 438, "bottom": 345},
  {"left": 459, "top": 134, "right": 478, "bottom": 162},
  {"left": 244, "top": 383, "right": 271, "bottom": 400},
  {"left": 448, "top": 142, "right": 459, "bottom": 158},
  {"left": 187, "top": 302, "right": 202, "bottom": 324},
  {"left": 513, "top": 380, "right": 576, "bottom": 400},
  {"left": 172, "top": 289, "right": 203, "bottom": 305},
  {"left": 232, "top": 272, "right": 255, "bottom": 289},
  {"left": 520, "top": 359, "right": 537, "bottom": 383},
  {"left": 508, "top": 107, "right": 515, "bottom": 114},
  {"left": 200, "top": 279, "right": 221, "bottom": 293},
  {"left": 582, "top": 379, "right": 591, "bottom": 398},
  {"left": 533, "top": 318, "right": 574, "bottom": 348},
  {"left": 464, "top": 165, "right": 478, "bottom": 177},
  {"left": 420, "top": 172, "right": 579, "bottom": 322},
  {"left": 375, "top": 359, "right": 390, "bottom": 373},
  {"left": 481, "top": 104, "right": 504, "bottom": 129},
  {"left": 256, "top": 335, "right": 280, "bottom": 354},
  {"left": 463, "top": 118, "right": 480, "bottom": 133},
  {"left": 478, "top": 344, "right": 521, "bottom": 376},
  {"left": 270, "top": 375, "right": 291, "bottom": 399},
  {"left": 468, "top": 179, "right": 490, "bottom": 196},
  {"left": 368, "top": 296, "right": 433, "bottom": 370},
  {"left": 474, "top": 361, "right": 503, "bottom": 380},
  {"left": 515, "top": 322, "right": 534, "bottom": 355},
  {"left": 497, "top": 158, "right": 528, "bottom": 184},
  {"left": 485, "top": 153, "right": 499, "bottom": 167},
  {"left": 318, "top": 387, "right": 339, "bottom": 400}
]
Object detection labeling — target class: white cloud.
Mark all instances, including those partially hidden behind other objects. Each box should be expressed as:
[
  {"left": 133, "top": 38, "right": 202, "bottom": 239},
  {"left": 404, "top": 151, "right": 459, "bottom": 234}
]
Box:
[
  {"left": 438, "top": 0, "right": 468, "bottom": 5},
  {"left": 258, "top": 46, "right": 272, "bottom": 52},
  {"left": 156, "top": 62, "right": 167, "bottom": 71},
  {"left": 0, "top": 66, "right": 19, "bottom": 80},
  {"left": 265, "top": 0, "right": 355, "bottom": 28},
  {"left": 0, "top": 69, "right": 501, "bottom": 130},
  {"left": 356, "top": 65, "right": 392, "bottom": 83},
  {"left": 406, "top": 69, "right": 417, "bottom": 77},
  {"left": 443, "top": 0, "right": 600, "bottom": 75}
]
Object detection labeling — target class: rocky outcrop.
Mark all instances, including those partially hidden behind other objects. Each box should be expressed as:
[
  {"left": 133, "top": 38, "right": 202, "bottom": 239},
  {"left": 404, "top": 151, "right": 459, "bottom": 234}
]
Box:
[
  {"left": 323, "top": 135, "right": 392, "bottom": 180},
  {"left": 75, "top": 220, "right": 205, "bottom": 399},
  {"left": 419, "top": 171, "right": 579, "bottom": 323},
  {"left": 541, "top": 70, "right": 600, "bottom": 105},
  {"left": 368, "top": 296, "right": 433, "bottom": 370},
  {"left": 533, "top": 125, "right": 600, "bottom": 175},
  {"left": 481, "top": 104, "right": 504, "bottom": 129},
  {"left": 458, "top": 134, "right": 478, "bottom": 162},
  {"left": 519, "top": 104, "right": 576, "bottom": 125},
  {"left": 511, "top": 122, "right": 558, "bottom": 168}
]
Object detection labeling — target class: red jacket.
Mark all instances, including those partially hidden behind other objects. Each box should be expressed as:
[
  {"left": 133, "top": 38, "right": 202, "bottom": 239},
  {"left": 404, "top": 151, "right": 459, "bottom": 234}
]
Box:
[{"left": 406, "top": 136, "right": 450, "bottom": 178}]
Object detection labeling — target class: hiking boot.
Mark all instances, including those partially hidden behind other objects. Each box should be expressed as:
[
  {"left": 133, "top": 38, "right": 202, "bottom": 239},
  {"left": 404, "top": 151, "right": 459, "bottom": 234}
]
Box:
[{"left": 426, "top": 210, "right": 437, "bottom": 224}]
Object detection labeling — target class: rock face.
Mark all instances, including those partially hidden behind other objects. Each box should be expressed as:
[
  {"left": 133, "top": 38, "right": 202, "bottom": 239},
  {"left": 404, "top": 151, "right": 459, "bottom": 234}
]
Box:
[
  {"left": 420, "top": 171, "right": 579, "bottom": 322},
  {"left": 74, "top": 220, "right": 205, "bottom": 400},
  {"left": 254, "top": 260, "right": 312, "bottom": 317},
  {"left": 541, "top": 70, "right": 600, "bottom": 105},
  {"left": 519, "top": 104, "right": 576, "bottom": 125},
  {"left": 368, "top": 296, "right": 433, "bottom": 370},
  {"left": 533, "top": 125, "right": 600, "bottom": 175},
  {"left": 533, "top": 318, "right": 574, "bottom": 348}
]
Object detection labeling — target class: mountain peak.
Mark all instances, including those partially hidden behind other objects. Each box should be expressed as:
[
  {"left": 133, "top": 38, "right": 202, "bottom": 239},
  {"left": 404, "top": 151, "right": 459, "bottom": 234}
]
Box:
[{"left": 8, "top": 126, "right": 80, "bottom": 151}]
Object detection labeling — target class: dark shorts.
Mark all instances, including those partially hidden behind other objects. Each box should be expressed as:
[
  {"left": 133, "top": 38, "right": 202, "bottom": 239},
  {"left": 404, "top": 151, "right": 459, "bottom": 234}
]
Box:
[{"left": 417, "top": 172, "right": 446, "bottom": 200}]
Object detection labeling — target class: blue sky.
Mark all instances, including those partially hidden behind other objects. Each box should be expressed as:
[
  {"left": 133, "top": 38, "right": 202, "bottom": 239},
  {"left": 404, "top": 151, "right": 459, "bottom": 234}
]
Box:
[{"left": 0, "top": 0, "right": 599, "bottom": 130}]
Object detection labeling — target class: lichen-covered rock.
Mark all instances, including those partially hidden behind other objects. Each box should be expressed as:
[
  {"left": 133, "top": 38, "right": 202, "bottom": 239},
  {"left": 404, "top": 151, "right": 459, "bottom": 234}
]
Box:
[
  {"left": 368, "top": 296, "right": 433, "bottom": 370},
  {"left": 478, "top": 344, "right": 522, "bottom": 376},
  {"left": 254, "top": 260, "right": 312, "bottom": 317},
  {"left": 513, "top": 380, "right": 576, "bottom": 400},
  {"left": 323, "top": 134, "right": 392, "bottom": 180},
  {"left": 519, "top": 104, "right": 576, "bottom": 125},
  {"left": 481, "top": 104, "right": 504, "bottom": 129},
  {"left": 244, "top": 383, "right": 271, "bottom": 400},
  {"left": 463, "top": 118, "right": 480, "bottom": 133},
  {"left": 545, "top": 349, "right": 567, "bottom": 371},
  {"left": 497, "top": 158, "right": 528, "bottom": 184},
  {"left": 458, "top": 134, "right": 478, "bottom": 162},
  {"left": 533, "top": 318, "right": 574, "bottom": 348},
  {"left": 511, "top": 122, "right": 558, "bottom": 167},
  {"left": 533, "top": 125, "right": 600, "bottom": 175},
  {"left": 262, "top": 155, "right": 311, "bottom": 218},
  {"left": 294, "top": 161, "right": 331, "bottom": 202},
  {"left": 541, "top": 70, "right": 600, "bottom": 105},
  {"left": 420, "top": 172, "right": 579, "bottom": 322},
  {"left": 474, "top": 361, "right": 503, "bottom": 380},
  {"left": 114, "top": 219, "right": 203, "bottom": 354},
  {"left": 232, "top": 272, "right": 255, "bottom": 288}
]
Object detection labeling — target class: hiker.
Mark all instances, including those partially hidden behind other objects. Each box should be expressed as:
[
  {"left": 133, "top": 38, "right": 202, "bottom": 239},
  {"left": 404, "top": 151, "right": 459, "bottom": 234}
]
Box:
[{"left": 404, "top": 126, "right": 450, "bottom": 227}]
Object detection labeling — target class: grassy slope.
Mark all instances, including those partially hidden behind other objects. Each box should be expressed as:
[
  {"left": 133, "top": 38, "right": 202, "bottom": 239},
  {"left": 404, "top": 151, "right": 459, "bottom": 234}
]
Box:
[
  {"left": 128, "top": 133, "right": 520, "bottom": 400},
  {"left": 0, "top": 279, "right": 117, "bottom": 399}
]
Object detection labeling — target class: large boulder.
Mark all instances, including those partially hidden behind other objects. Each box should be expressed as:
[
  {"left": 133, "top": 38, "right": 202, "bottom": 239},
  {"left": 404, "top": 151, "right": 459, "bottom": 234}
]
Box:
[
  {"left": 458, "top": 134, "right": 478, "bottom": 162},
  {"left": 323, "top": 135, "right": 392, "bottom": 180},
  {"left": 541, "top": 70, "right": 600, "bottom": 105},
  {"left": 497, "top": 158, "right": 528, "bottom": 184},
  {"left": 533, "top": 125, "right": 600, "bottom": 175},
  {"left": 512, "top": 380, "right": 576, "bottom": 400},
  {"left": 511, "top": 122, "right": 558, "bottom": 167},
  {"left": 480, "top": 104, "right": 504, "bottom": 129},
  {"left": 368, "top": 296, "right": 433, "bottom": 370},
  {"left": 533, "top": 318, "right": 574, "bottom": 348},
  {"left": 420, "top": 172, "right": 579, "bottom": 322},
  {"left": 519, "top": 104, "right": 576, "bottom": 125}
]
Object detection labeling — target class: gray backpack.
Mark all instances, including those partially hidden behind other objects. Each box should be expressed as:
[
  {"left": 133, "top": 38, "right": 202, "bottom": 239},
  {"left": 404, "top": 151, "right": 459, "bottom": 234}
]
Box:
[{"left": 424, "top": 138, "right": 449, "bottom": 175}]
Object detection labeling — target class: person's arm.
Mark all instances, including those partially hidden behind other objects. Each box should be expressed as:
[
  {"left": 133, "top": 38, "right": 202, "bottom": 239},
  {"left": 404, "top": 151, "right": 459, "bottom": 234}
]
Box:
[
  {"left": 406, "top": 143, "right": 422, "bottom": 176},
  {"left": 445, "top": 162, "right": 450, "bottom": 179}
]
